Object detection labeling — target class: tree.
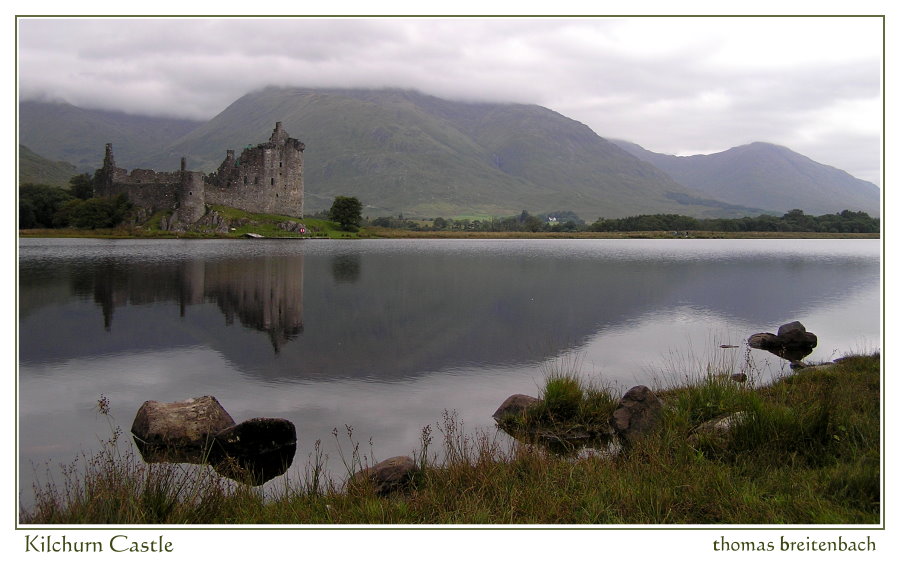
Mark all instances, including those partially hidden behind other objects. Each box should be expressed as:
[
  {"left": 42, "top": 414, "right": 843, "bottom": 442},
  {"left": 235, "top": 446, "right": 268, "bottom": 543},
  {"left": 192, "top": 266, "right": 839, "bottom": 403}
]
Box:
[
  {"left": 54, "top": 194, "right": 131, "bottom": 229},
  {"left": 19, "top": 184, "right": 74, "bottom": 228},
  {"left": 523, "top": 215, "right": 544, "bottom": 232},
  {"left": 329, "top": 196, "right": 363, "bottom": 231},
  {"left": 68, "top": 173, "right": 94, "bottom": 200}
]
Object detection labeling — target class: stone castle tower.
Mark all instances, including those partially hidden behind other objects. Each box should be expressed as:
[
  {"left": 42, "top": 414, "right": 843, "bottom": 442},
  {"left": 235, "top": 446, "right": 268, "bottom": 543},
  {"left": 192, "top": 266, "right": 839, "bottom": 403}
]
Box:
[{"left": 94, "top": 122, "right": 305, "bottom": 224}]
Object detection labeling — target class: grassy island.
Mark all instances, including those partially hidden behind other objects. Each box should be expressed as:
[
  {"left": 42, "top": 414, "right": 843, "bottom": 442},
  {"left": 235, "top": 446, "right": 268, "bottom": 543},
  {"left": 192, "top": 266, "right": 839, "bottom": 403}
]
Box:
[{"left": 22, "top": 353, "right": 879, "bottom": 525}]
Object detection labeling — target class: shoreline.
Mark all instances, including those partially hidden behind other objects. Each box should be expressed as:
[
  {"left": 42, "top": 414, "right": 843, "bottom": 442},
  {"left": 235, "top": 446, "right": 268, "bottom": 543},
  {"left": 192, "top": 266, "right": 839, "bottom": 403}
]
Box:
[
  {"left": 21, "top": 353, "right": 881, "bottom": 525},
  {"left": 17, "top": 228, "right": 881, "bottom": 240}
]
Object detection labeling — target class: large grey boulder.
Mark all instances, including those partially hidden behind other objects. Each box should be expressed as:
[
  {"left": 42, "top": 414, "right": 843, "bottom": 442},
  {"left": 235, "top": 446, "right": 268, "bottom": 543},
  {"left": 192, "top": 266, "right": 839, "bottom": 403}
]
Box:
[
  {"left": 131, "top": 396, "right": 235, "bottom": 461},
  {"left": 609, "top": 385, "right": 663, "bottom": 443},
  {"left": 350, "top": 456, "right": 418, "bottom": 495},
  {"left": 492, "top": 394, "right": 541, "bottom": 422}
]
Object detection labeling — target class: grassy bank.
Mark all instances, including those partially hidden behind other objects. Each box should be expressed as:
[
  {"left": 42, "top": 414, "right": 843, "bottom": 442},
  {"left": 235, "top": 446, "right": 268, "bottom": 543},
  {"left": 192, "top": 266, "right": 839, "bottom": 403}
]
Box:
[
  {"left": 21, "top": 353, "right": 879, "bottom": 525},
  {"left": 17, "top": 207, "right": 366, "bottom": 240},
  {"left": 16, "top": 205, "right": 881, "bottom": 240}
]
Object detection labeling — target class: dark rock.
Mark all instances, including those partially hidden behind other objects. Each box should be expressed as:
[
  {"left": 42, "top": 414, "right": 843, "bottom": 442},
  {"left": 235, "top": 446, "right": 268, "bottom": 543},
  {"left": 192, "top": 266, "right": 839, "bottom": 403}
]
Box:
[
  {"left": 777, "top": 321, "right": 818, "bottom": 347},
  {"left": 211, "top": 418, "right": 297, "bottom": 486},
  {"left": 351, "top": 456, "right": 418, "bottom": 495},
  {"left": 609, "top": 385, "right": 663, "bottom": 442},
  {"left": 748, "top": 321, "right": 817, "bottom": 361},
  {"left": 748, "top": 332, "right": 779, "bottom": 349},
  {"left": 492, "top": 394, "right": 541, "bottom": 422},
  {"left": 131, "top": 396, "right": 235, "bottom": 462}
]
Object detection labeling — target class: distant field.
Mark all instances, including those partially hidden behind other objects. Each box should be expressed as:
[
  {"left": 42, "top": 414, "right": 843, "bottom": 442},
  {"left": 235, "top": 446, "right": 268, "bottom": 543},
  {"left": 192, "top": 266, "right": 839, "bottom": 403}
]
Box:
[{"left": 363, "top": 228, "right": 880, "bottom": 240}]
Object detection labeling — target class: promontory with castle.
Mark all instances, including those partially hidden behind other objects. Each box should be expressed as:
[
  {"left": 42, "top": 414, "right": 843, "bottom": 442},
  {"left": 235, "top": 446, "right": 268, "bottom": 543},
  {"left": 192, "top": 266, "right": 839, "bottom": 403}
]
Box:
[{"left": 94, "top": 122, "right": 305, "bottom": 229}]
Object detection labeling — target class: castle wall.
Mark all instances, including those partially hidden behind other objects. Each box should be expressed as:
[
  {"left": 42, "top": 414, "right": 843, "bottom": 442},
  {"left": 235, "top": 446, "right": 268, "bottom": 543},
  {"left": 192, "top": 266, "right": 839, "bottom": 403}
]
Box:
[
  {"left": 94, "top": 122, "right": 305, "bottom": 225},
  {"left": 96, "top": 167, "right": 182, "bottom": 212},
  {"left": 206, "top": 122, "right": 304, "bottom": 217}
]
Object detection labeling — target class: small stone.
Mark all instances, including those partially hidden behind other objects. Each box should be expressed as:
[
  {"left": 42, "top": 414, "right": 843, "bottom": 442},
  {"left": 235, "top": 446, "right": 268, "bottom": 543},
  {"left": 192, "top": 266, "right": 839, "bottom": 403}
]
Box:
[
  {"left": 351, "top": 456, "right": 418, "bottom": 495},
  {"left": 687, "top": 412, "right": 752, "bottom": 450}
]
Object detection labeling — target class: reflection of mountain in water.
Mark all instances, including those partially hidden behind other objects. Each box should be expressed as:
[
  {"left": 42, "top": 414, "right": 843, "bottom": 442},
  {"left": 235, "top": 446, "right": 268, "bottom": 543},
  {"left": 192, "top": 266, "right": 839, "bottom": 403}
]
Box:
[{"left": 18, "top": 242, "right": 879, "bottom": 382}]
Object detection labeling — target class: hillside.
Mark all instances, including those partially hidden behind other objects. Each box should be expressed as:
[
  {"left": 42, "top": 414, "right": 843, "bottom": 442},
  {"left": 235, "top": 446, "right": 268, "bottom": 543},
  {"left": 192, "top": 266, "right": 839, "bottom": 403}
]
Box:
[
  {"left": 18, "top": 101, "right": 202, "bottom": 172},
  {"left": 612, "top": 140, "right": 881, "bottom": 217},
  {"left": 19, "top": 90, "right": 765, "bottom": 219},
  {"left": 157, "top": 87, "right": 765, "bottom": 219},
  {"left": 18, "top": 145, "right": 77, "bottom": 187},
  {"left": 19, "top": 89, "right": 875, "bottom": 219}
]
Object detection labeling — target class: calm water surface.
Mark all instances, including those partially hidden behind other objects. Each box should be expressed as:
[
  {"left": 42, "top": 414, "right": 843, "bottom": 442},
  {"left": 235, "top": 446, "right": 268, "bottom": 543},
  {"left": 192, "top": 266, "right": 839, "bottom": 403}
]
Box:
[{"left": 18, "top": 238, "right": 881, "bottom": 505}]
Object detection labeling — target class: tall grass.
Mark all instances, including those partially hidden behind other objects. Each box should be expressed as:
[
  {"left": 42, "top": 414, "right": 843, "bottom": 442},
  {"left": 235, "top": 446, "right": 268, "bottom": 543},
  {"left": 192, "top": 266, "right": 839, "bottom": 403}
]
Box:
[{"left": 22, "top": 353, "right": 880, "bottom": 525}]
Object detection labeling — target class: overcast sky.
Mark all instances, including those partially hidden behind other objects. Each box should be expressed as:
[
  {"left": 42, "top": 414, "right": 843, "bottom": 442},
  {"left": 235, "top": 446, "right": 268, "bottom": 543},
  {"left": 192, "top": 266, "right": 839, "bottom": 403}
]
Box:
[{"left": 17, "top": 16, "right": 883, "bottom": 185}]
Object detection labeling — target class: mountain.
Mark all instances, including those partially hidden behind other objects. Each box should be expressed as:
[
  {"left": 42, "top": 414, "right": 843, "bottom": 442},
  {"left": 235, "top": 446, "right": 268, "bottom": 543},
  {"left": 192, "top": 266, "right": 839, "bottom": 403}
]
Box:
[
  {"left": 18, "top": 100, "right": 203, "bottom": 172},
  {"left": 142, "top": 87, "right": 772, "bottom": 218},
  {"left": 20, "top": 89, "right": 871, "bottom": 220},
  {"left": 18, "top": 145, "right": 77, "bottom": 187},
  {"left": 612, "top": 140, "right": 881, "bottom": 217},
  {"left": 19, "top": 90, "right": 767, "bottom": 219}
]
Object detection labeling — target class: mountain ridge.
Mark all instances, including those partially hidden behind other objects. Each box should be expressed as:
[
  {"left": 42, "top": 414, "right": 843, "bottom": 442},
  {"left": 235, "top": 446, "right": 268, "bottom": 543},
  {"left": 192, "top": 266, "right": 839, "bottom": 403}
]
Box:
[
  {"left": 18, "top": 87, "right": 877, "bottom": 219},
  {"left": 611, "top": 139, "right": 880, "bottom": 217}
]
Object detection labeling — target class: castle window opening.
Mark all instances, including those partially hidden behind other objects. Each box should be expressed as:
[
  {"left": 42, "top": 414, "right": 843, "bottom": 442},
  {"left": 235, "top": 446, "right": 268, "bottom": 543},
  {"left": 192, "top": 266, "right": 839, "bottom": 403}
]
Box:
[{"left": 271, "top": 178, "right": 275, "bottom": 185}]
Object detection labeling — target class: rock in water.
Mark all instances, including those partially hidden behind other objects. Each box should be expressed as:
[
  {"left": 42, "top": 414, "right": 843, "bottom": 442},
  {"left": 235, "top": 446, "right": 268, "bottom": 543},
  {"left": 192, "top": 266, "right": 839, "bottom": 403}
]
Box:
[
  {"left": 211, "top": 418, "right": 297, "bottom": 486},
  {"left": 131, "top": 396, "right": 235, "bottom": 462},
  {"left": 748, "top": 321, "right": 817, "bottom": 361},
  {"left": 492, "top": 394, "right": 541, "bottom": 422},
  {"left": 777, "top": 321, "right": 818, "bottom": 347}
]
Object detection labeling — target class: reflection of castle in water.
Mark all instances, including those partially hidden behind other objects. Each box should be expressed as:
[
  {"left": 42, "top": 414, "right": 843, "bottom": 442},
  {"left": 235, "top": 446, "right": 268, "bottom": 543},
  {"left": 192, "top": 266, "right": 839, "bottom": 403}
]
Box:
[
  {"left": 204, "top": 258, "right": 304, "bottom": 352},
  {"left": 83, "top": 256, "right": 304, "bottom": 352}
]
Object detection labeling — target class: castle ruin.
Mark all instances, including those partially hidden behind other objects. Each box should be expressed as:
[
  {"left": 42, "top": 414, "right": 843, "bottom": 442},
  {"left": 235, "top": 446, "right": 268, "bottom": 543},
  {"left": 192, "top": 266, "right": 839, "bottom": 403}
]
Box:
[{"left": 94, "top": 122, "right": 304, "bottom": 225}]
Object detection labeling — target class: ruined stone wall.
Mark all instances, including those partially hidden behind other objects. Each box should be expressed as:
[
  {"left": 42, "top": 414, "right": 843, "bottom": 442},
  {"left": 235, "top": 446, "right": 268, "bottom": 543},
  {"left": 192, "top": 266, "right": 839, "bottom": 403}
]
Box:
[
  {"left": 94, "top": 122, "right": 305, "bottom": 224},
  {"left": 96, "top": 168, "right": 182, "bottom": 212}
]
